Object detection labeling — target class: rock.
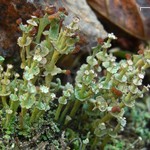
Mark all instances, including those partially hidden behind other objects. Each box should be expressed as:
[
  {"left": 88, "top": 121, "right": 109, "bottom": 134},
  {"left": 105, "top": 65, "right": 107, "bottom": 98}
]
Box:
[
  {"left": 0, "top": 0, "right": 36, "bottom": 57},
  {"left": 52, "top": 0, "right": 107, "bottom": 40},
  {"left": 0, "top": 0, "right": 107, "bottom": 58}
]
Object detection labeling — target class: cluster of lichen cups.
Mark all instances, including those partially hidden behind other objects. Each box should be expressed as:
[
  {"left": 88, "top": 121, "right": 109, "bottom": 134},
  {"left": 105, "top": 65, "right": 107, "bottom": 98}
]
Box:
[
  {"left": 0, "top": 7, "right": 149, "bottom": 149},
  {"left": 0, "top": 8, "right": 79, "bottom": 130}
]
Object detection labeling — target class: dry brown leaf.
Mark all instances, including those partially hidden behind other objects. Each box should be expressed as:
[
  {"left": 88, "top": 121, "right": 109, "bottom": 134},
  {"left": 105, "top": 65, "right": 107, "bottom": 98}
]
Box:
[{"left": 87, "top": 0, "right": 150, "bottom": 40}]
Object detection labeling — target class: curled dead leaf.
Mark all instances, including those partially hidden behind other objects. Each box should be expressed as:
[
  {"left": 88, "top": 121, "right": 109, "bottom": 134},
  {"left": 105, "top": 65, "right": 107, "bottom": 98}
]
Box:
[{"left": 87, "top": 0, "right": 150, "bottom": 40}]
